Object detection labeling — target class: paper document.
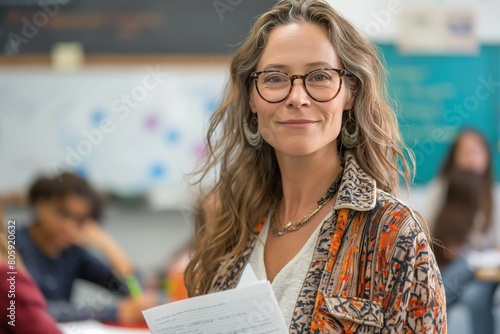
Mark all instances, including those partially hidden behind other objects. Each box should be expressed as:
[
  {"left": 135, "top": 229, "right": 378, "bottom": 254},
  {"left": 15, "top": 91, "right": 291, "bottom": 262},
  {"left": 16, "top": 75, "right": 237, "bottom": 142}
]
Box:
[
  {"left": 142, "top": 265, "right": 287, "bottom": 334},
  {"left": 237, "top": 262, "right": 259, "bottom": 288}
]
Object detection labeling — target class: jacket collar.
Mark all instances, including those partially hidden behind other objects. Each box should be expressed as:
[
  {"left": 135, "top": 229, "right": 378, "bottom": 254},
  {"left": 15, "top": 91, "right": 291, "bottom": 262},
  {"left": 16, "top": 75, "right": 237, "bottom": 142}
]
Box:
[{"left": 333, "top": 152, "right": 377, "bottom": 212}]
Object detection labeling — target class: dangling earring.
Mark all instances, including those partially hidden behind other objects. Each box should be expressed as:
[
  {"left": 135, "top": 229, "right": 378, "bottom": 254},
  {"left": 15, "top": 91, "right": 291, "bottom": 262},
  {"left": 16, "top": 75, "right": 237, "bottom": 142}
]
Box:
[
  {"left": 243, "top": 113, "right": 263, "bottom": 149},
  {"left": 341, "top": 109, "right": 359, "bottom": 149}
]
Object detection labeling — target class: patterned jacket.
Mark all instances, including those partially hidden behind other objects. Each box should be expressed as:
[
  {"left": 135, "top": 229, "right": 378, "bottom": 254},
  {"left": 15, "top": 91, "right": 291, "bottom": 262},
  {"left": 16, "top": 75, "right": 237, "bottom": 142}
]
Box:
[{"left": 210, "top": 152, "right": 447, "bottom": 333}]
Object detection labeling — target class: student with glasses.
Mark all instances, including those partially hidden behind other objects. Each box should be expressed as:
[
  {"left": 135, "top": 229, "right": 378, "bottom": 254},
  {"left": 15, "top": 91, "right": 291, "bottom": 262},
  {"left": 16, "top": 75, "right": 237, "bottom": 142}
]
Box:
[
  {"left": 17, "top": 172, "right": 156, "bottom": 324},
  {"left": 185, "top": 0, "right": 446, "bottom": 332}
]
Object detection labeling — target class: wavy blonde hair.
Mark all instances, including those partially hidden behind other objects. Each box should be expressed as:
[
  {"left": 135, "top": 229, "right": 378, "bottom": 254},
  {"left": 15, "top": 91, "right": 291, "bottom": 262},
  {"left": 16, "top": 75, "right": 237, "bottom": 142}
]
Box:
[{"left": 185, "top": 0, "right": 414, "bottom": 296}]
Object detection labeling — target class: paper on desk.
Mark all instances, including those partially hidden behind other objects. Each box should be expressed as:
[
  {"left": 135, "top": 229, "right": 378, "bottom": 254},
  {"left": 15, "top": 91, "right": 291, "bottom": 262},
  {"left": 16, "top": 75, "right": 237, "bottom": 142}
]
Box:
[
  {"left": 59, "top": 320, "right": 150, "bottom": 333},
  {"left": 466, "top": 250, "right": 500, "bottom": 268},
  {"left": 142, "top": 265, "right": 287, "bottom": 334}
]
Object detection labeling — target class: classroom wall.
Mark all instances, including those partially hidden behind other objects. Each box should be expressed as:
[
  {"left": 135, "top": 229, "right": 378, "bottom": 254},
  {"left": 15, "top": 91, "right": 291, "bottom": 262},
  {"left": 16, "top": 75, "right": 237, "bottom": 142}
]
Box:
[
  {"left": 1, "top": 45, "right": 498, "bottom": 197},
  {"left": 329, "top": 0, "right": 500, "bottom": 44},
  {"left": 1, "top": 1, "right": 499, "bottom": 198}
]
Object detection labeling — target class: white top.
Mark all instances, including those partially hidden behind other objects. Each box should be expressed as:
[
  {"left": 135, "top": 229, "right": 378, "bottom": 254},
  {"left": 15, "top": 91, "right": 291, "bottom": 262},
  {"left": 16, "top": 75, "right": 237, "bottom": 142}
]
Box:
[{"left": 248, "top": 210, "right": 333, "bottom": 328}]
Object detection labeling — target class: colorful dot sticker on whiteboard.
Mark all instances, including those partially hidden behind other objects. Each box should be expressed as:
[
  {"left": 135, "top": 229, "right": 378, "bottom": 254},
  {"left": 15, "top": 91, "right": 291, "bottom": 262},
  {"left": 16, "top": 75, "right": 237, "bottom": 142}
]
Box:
[
  {"left": 145, "top": 113, "right": 160, "bottom": 130},
  {"left": 91, "top": 108, "right": 105, "bottom": 126},
  {"left": 150, "top": 163, "right": 167, "bottom": 180},
  {"left": 205, "top": 98, "right": 218, "bottom": 115},
  {"left": 165, "top": 129, "right": 181, "bottom": 145},
  {"left": 193, "top": 141, "right": 206, "bottom": 161}
]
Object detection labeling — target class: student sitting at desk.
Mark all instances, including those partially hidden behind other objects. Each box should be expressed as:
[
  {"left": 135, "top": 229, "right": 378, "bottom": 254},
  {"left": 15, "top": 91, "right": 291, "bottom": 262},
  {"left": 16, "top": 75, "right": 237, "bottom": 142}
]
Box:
[
  {"left": 430, "top": 129, "right": 497, "bottom": 334},
  {"left": 17, "top": 172, "right": 155, "bottom": 324}
]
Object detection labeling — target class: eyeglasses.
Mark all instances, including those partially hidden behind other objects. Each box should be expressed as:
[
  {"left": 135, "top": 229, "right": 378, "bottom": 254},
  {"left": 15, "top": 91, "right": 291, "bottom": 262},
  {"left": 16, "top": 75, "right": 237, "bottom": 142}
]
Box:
[
  {"left": 249, "top": 68, "right": 347, "bottom": 103},
  {"left": 55, "top": 206, "right": 89, "bottom": 226}
]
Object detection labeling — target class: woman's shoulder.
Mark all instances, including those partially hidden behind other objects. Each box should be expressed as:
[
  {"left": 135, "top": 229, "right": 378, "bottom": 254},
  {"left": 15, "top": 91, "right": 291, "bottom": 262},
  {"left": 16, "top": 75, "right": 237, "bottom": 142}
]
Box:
[
  {"left": 371, "top": 189, "right": 427, "bottom": 242},
  {"left": 375, "top": 189, "right": 415, "bottom": 216},
  {"left": 339, "top": 152, "right": 425, "bottom": 239}
]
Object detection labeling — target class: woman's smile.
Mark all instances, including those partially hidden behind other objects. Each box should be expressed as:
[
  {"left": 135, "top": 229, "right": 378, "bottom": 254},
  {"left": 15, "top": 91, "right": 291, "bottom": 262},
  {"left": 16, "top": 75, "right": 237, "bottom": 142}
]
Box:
[{"left": 277, "top": 119, "right": 318, "bottom": 128}]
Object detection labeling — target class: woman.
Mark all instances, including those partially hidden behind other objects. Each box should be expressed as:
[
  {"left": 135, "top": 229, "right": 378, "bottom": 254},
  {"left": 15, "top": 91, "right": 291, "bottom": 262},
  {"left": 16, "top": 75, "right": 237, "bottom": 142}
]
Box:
[
  {"left": 429, "top": 129, "right": 496, "bottom": 334},
  {"left": 185, "top": 0, "right": 446, "bottom": 333},
  {"left": 17, "top": 172, "right": 154, "bottom": 323},
  {"left": 433, "top": 169, "right": 486, "bottom": 267},
  {"left": 424, "top": 129, "right": 494, "bottom": 236}
]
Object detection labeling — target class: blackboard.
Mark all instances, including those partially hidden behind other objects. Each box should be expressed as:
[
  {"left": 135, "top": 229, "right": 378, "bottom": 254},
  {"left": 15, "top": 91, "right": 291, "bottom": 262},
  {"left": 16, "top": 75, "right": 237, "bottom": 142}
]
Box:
[
  {"left": 379, "top": 44, "right": 500, "bottom": 184},
  {"left": 0, "top": 0, "right": 276, "bottom": 55}
]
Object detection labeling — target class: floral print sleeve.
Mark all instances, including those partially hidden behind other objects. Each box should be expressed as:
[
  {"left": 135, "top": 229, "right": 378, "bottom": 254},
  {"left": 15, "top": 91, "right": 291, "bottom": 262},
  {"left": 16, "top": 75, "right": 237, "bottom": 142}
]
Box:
[
  {"left": 303, "top": 201, "right": 446, "bottom": 333},
  {"left": 377, "top": 215, "right": 446, "bottom": 332}
]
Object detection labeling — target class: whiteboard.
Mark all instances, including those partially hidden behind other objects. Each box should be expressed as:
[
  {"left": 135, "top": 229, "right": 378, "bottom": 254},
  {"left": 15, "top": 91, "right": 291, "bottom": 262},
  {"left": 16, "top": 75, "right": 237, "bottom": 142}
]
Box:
[{"left": 0, "top": 65, "right": 228, "bottom": 205}]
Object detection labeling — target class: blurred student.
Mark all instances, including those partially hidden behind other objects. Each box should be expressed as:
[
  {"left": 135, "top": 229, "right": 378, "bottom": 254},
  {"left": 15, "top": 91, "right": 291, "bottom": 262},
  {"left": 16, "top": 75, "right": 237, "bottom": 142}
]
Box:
[
  {"left": 433, "top": 169, "right": 487, "bottom": 267},
  {"left": 17, "top": 172, "right": 155, "bottom": 324},
  {"left": 429, "top": 129, "right": 496, "bottom": 334},
  {"left": 164, "top": 250, "right": 189, "bottom": 302},
  {"left": 425, "top": 129, "right": 494, "bottom": 237},
  {"left": 0, "top": 201, "right": 62, "bottom": 333}
]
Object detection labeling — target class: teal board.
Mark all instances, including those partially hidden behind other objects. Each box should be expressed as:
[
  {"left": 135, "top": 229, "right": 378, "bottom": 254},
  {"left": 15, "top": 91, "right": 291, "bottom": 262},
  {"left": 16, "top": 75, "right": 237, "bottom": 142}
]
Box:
[{"left": 378, "top": 45, "right": 500, "bottom": 183}]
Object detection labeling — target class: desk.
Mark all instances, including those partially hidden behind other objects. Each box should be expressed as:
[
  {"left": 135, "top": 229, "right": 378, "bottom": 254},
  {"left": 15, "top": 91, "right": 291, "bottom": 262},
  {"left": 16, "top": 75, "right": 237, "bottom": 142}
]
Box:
[
  {"left": 59, "top": 320, "right": 150, "bottom": 333},
  {"left": 468, "top": 250, "right": 500, "bottom": 281},
  {"left": 476, "top": 267, "right": 500, "bottom": 282}
]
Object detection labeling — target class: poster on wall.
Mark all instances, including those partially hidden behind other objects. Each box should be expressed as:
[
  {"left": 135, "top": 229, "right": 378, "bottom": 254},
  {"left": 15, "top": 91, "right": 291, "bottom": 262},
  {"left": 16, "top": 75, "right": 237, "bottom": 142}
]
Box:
[{"left": 396, "top": 6, "right": 478, "bottom": 55}]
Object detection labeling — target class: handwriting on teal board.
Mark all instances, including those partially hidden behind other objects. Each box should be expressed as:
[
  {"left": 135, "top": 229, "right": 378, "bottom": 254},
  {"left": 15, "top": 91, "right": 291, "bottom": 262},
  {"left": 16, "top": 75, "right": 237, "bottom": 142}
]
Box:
[{"left": 379, "top": 45, "right": 500, "bottom": 184}]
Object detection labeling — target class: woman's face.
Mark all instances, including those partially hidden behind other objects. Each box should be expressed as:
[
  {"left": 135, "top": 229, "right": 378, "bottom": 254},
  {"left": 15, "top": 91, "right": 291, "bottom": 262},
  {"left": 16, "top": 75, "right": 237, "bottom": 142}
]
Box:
[
  {"left": 35, "top": 194, "right": 91, "bottom": 250},
  {"left": 454, "top": 132, "right": 489, "bottom": 175},
  {"left": 249, "top": 22, "right": 354, "bottom": 160}
]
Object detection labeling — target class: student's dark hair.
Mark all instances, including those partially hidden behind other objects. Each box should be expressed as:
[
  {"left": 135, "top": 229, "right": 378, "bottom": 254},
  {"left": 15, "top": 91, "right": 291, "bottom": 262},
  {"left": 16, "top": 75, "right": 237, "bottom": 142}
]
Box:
[
  {"left": 28, "top": 172, "right": 102, "bottom": 221},
  {"left": 439, "top": 128, "right": 493, "bottom": 233},
  {"left": 433, "top": 169, "right": 486, "bottom": 267}
]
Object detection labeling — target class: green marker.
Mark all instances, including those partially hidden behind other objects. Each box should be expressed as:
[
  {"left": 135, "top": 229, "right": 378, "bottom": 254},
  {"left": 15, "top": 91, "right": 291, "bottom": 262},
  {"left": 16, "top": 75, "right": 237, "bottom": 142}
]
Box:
[{"left": 125, "top": 275, "right": 143, "bottom": 298}]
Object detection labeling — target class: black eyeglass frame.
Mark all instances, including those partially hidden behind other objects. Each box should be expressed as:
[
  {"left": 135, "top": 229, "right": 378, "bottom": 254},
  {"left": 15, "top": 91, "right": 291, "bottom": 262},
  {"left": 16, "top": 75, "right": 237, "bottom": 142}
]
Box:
[{"left": 249, "top": 67, "right": 348, "bottom": 103}]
